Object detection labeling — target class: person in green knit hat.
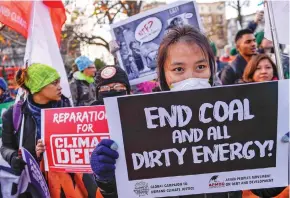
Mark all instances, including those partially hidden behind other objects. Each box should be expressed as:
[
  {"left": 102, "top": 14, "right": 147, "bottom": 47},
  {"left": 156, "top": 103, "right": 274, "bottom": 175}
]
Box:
[
  {"left": 0, "top": 63, "right": 71, "bottom": 197},
  {"left": 255, "top": 31, "right": 274, "bottom": 54},
  {"left": 69, "top": 56, "right": 97, "bottom": 106},
  {"left": 229, "top": 47, "right": 238, "bottom": 62}
]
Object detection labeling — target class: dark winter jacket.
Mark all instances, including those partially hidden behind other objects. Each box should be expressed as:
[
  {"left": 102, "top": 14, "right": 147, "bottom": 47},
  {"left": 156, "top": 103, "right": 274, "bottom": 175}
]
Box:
[
  {"left": 0, "top": 95, "right": 71, "bottom": 164},
  {"left": 69, "top": 73, "right": 97, "bottom": 106},
  {"left": 247, "top": 21, "right": 258, "bottom": 32},
  {"left": 220, "top": 54, "right": 248, "bottom": 85}
]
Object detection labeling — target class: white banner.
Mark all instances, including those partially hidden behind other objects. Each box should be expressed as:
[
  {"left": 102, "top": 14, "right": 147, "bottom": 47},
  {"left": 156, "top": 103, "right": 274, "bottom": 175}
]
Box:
[
  {"left": 264, "top": 1, "right": 290, "bottom": 45},
  {"left": 24, "top": 1, "right": 72, "bottom": 103}
]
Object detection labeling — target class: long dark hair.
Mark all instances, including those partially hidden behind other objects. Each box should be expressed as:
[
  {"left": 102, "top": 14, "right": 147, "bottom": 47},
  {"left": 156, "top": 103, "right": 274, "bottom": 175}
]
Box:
[
  {"left": 15, "top": 68, "right": 29, "bottom": 92},
  {"left": 243, "top": 54, "right": 278, "bottom": 82},
  {"left": 157, "top": 25, "right": 216, "bottom": 91}
]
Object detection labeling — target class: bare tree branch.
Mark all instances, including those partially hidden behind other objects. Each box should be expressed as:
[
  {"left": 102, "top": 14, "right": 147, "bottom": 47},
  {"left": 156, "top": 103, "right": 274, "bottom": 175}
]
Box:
[
  {"left": 111, "top": 6, "right": 123, "bottom": 22},
  {"left": 137, "top": 1, "right": 143, "bottom": 12},
  {"left": 227, "top": 2, "right": 238, "bottom": 10},
  {"left": 242, "top": 0, "right": 250, "bottom": 7},
  {"left": 73, "top": 31, "right": 109, "bottom": 51}
]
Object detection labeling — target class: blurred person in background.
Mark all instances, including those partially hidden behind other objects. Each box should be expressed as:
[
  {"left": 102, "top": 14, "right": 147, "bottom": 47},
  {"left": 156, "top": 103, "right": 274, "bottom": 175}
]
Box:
[
  {"left": 0, "top": 63, "right": 71, "bottom": 197},
  {"left": 247, "top": 10, "right": 264, "bottom": 33},
  {"left": 220, "top": 29, "right": 257, "bottom": 85},
  {"left": 0, "top": 77, "right": 13, "bottom": 104},
  {"left": 242, "top": 54, "right": 278, "bottom": 83},
  {"left": 229, "top": 47, "right": 238, "bottom": 63},
  {"left": 91, "top": 66, "right": 131, "bottom": 106},
  {"left": 220, "top": 45, "right": 232, "bottom": 63},
  {"left": 70, "top": 56, "right": 97, "bottom": 106}
]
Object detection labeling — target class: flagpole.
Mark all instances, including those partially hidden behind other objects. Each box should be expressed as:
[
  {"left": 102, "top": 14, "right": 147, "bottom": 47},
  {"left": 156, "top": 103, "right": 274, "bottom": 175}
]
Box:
[
  {"left": 266, "top": 0, "right": 284, "bottom": 80},
  {"left": 19, "top": 1, "right": 37, "bottom": 149},
  {"left": 26, "top": 1, "right": 36, "bottom": 67}
]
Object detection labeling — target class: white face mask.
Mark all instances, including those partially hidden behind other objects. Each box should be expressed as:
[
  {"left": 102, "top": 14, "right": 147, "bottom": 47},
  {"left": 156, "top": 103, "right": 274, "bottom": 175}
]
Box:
[{"left": 170, "top": 78, "right": 211, "bottom": 91}]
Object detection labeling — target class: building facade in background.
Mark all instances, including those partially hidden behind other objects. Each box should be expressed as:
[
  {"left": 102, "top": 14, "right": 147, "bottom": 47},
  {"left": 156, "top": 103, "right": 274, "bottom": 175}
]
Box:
[
  {"left": 141, "top": 2, "right": 166, "bottom": 12},
  {"left": 198, "top": 1, "right": 227, "bottom": 51}
]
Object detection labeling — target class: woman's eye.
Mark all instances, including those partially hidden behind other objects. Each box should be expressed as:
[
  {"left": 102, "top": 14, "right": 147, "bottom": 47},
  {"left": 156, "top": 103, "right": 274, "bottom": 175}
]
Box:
[
  {"left": 52, "top": 80, "right": 59, "bottom": 85},
  {"left": 173, "top": 67, "right": 184, "bottom": 72},
  {"left": 196, "top": 65, "right": 206, "bottom": 70}
]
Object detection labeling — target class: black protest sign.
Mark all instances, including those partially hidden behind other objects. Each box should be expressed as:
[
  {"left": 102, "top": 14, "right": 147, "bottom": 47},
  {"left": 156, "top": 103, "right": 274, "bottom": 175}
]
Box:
[{"left": 117, "top": 82, "right": 278, "bottom": 181}]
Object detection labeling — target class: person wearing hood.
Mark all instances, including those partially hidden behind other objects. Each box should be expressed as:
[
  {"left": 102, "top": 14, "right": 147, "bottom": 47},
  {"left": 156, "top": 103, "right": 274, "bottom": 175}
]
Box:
[
  {"left": 70, "top": 56, "right": 97, "bottom": 106},
  {"left": 91, "top": 66, "right": 131, "bottom": 106},
  {"left": 0, "top": 77, "right": 13, "bottom": 103},
  {"left": 90, "top": 26, "right": 286, "bottom": 198}
]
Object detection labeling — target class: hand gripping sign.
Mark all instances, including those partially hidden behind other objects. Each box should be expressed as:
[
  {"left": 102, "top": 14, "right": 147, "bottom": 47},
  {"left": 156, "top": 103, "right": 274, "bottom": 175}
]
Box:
[{"left": 42, "top": 106, "right": 109, "bottom": 173}]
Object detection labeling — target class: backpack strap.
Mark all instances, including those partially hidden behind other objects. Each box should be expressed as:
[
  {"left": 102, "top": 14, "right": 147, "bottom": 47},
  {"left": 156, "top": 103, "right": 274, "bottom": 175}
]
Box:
[{"left": 12, "top": 100, "right": 24, "bottom": 134}]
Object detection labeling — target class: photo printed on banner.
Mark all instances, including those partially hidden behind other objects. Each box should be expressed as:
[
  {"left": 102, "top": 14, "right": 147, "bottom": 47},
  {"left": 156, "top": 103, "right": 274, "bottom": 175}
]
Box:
[{"left": 111, "top": 1, "right": 202, "bottom": 85}]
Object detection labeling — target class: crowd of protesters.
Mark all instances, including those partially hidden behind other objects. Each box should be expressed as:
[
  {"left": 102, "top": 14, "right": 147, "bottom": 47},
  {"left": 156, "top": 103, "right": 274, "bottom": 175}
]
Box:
[{"left": 0, "top": 8, "right": 289, "bottom": 198}]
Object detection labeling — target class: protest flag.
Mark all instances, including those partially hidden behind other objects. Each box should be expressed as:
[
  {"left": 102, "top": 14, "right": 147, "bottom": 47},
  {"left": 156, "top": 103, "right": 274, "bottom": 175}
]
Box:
[
  {"left": 264, "top": 0, "right": 289, "bottom": 45},
  {"left": 23, "top": 1, "right": 72, "bottom": 102},
  {"left": 264, "top": 0, "right": 289, "bottom": 80},
  {"left": 0, "top": 1, "right": 72, "bottom": 197},
  {"left": 0, "top": 0, "right": 72, "bottom": 102},
  {"left": 0, "top": 1, "right": 65, "bottom": 45}
]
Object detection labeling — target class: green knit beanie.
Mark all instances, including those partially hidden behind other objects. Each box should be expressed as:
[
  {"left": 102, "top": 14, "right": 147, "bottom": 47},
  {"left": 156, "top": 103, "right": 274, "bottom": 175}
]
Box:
[
  {"left": 255, "top": 31, "right": 264, "bottom": 47},
  {"left": 230, "top": 48, "right": 238, "bottom": 56},
  {"left": 210, "top": 42, "right": 217, "bottom": 56},
  {"left": 24, "top": 63, "right": 60, "bottom": 94}
]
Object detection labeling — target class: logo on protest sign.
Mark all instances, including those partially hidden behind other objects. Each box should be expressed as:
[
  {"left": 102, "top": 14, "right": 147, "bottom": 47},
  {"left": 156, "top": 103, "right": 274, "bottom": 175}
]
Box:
[
  {"left": 208, "top": 175, "right": 225, "bottom": 188},
  {"left": 42, "top": 106, "right": 109, "bottom": 173},
  {"left": 134, "top": 17, "right": 162, "bottom": 45},
  {"left": 134, "top": 181, "right": 149, "bottom": 197}
]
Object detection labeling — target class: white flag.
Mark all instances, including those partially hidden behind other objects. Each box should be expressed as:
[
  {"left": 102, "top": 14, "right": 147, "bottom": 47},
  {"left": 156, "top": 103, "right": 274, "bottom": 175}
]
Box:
[
  {"left": 24, "top": 1, "right": 72, "bottom": 103},
  {"left": 264, "top": 0, "right": 290, "bottom": 45}
]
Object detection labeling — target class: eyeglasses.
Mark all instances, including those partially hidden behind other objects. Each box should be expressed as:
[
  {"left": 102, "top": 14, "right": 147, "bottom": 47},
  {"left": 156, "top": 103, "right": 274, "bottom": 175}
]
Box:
[{"left": 99, "top": 83, "right": 127, "bottom": 92}]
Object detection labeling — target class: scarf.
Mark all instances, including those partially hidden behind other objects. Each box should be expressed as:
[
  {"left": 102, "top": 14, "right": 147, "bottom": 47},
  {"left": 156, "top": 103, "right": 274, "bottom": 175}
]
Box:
[
  {"left": 74, "top": 71, "right": 94, "bottom": 84},
  {"left": 27, "top": 96, "right": 60, "bottom": 140}
]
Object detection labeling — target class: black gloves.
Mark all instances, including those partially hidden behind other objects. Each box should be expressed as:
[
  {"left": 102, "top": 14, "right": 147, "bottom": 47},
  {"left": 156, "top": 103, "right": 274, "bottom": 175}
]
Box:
[{"left": 10, "top": 153, "right": 26, "bottom": 175}]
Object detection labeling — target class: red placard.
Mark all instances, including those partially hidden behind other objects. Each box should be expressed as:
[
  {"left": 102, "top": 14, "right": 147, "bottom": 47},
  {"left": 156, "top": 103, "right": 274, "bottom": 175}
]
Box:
[{"left": 42, "top": 106, "right": 109, "bottom": 173}]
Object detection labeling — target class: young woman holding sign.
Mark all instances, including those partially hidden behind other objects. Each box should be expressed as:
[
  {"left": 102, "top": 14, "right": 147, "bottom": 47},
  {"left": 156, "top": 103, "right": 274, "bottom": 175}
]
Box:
[
  {"left": 0, "top": 63, "right": 98, "bottom": 198},
  {"left": 90, "top": 26, "right": 286, "bottom": 198},
  {"left": 0, "top": 63, "right": 70, "bottom": 197}
]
